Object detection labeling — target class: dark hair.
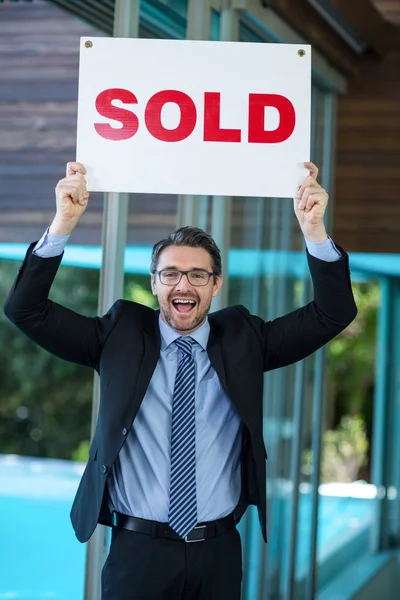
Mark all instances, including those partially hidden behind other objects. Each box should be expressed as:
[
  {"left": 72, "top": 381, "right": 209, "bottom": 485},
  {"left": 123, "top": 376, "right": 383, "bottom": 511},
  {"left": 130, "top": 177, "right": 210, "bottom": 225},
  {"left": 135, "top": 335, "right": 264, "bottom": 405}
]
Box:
[{"left": 150, "top": 226, "right": 222, "bottom": 276}]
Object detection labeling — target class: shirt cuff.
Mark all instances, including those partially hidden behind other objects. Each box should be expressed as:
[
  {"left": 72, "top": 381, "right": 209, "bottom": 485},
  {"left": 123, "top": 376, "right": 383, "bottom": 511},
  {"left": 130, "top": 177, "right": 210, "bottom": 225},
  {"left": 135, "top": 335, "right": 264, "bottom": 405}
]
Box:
[
  {"left": 304, "top": 236, "right": 341, "bottom": 262},
  {"left": 33, "top": 228, "right": 70, "bottom": 258}
]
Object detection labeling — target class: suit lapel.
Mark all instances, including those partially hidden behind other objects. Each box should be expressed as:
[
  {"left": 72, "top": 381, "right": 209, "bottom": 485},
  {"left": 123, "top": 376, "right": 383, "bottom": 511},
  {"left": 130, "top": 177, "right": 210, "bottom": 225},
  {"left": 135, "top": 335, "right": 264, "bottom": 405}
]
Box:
[
  {"left": 132, "top": 312, "right": 161, "bottom": 410},
  {"left": 207, "top": 323, "right": 229, "bottom": 398},
  {"left": 207, "top": 318, "right": 255, "bottom": 431}
]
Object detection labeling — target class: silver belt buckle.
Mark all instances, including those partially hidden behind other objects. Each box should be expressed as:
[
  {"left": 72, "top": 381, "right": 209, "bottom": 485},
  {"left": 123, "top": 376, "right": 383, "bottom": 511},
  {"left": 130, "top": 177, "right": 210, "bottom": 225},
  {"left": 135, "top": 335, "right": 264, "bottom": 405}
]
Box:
[{"left": 185, "top": 524, "right": 207, "bottom": 543}]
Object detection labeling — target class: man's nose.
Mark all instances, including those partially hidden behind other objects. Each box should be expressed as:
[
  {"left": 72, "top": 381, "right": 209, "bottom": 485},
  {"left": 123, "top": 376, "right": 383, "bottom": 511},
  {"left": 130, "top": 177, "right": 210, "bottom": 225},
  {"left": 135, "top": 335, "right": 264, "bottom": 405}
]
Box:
[{"left": 175, "top": 273, "right": 192, "bottom": 292}]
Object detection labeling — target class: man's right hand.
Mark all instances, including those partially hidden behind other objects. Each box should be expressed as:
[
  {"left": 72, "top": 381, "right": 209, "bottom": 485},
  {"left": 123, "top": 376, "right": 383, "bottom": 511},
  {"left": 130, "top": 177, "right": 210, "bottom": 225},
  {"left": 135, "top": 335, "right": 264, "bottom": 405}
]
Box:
[{"left": 49, "top": 162, "right": 89, "bottom": 236}]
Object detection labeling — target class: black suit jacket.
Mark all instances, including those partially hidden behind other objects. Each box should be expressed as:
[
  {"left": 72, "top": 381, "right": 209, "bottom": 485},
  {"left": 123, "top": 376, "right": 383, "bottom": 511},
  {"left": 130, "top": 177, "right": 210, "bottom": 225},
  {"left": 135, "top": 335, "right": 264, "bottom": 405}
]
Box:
[{"left": 3, "top": 243, "right": 357, "bottom": 543}]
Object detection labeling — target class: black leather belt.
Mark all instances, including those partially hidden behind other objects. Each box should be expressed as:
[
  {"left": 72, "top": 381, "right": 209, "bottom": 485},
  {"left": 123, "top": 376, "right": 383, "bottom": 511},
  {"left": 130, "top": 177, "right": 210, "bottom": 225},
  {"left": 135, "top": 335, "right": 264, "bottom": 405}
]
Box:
[{"left": 111, "top": 511, "right": 236, "bottom": 543}]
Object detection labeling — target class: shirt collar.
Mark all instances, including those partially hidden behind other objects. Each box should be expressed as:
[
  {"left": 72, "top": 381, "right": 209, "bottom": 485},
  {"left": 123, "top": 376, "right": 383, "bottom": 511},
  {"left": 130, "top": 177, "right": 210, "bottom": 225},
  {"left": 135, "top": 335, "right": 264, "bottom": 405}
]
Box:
[{"left": 158, "top": 315, "right": 210, "bottom": 351}]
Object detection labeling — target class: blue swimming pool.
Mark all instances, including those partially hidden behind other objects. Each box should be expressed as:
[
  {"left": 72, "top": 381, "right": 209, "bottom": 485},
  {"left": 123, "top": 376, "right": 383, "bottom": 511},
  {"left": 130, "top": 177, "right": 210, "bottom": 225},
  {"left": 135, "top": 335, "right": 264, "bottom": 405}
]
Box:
[
  {"left": 0, "top": 454, "right": 374, "bottom": 599},
  {"left": 0, "top": 455, "right": 86, "bottom": 600}
]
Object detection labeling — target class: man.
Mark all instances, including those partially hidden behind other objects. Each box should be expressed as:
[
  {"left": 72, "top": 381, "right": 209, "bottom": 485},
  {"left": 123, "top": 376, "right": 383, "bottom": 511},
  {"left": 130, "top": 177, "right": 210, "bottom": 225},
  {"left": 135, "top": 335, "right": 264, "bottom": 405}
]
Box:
[{"left": 4, "top": 161, "right": 357, "bottom": 599}]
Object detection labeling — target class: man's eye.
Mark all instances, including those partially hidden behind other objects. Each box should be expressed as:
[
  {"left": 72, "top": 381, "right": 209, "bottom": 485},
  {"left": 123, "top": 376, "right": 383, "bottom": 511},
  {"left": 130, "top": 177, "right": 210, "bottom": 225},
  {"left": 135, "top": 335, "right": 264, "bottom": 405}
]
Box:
[
  {"left": 193, "top": 273, "right": 206, "bottom": 279},
  {"left": 164, "top": 272, "right": 178, "bottom": 278}
]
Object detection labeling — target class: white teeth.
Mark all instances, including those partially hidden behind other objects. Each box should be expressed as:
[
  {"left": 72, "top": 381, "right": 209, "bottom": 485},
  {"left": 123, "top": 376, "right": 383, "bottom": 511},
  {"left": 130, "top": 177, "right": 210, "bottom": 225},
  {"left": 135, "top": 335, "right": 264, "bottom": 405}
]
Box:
[{"left": 173, "top": 300, "right": 195, "bottom": 304}]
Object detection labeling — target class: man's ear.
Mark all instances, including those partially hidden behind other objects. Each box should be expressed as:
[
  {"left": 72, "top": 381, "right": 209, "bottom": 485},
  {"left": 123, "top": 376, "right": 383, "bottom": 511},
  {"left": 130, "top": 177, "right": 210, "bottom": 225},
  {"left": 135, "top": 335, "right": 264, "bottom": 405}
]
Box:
[
  {"left": 151, "top": 274, "right": 157, "bottom": 296},
  {"left": 212, "top": 276, "right": 223, "bottom": 298}
]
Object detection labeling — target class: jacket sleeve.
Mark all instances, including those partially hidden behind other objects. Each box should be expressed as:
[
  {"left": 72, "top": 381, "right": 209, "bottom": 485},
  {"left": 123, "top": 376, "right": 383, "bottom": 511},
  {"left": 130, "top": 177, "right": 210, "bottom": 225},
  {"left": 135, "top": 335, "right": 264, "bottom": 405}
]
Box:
[
  {"left": 238, "top": 246, "right": 357, "bottom": 372},
  {"left": 3, "top": 243, "right": 121, "bottom": 371}
]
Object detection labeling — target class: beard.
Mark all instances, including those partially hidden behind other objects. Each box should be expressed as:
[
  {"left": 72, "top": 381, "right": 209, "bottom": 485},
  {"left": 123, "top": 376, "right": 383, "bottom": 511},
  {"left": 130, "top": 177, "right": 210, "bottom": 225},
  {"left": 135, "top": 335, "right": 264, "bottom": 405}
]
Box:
[{"left": 160, "top": 297, "right": 212, "bottom": 333}]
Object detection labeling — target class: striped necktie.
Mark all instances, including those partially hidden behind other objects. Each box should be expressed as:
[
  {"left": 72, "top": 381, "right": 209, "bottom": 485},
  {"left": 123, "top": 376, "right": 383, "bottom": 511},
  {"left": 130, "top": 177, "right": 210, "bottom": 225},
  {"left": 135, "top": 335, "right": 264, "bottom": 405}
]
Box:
[{"left": 168, "top": 336, "right": 197, "bottom": 538}]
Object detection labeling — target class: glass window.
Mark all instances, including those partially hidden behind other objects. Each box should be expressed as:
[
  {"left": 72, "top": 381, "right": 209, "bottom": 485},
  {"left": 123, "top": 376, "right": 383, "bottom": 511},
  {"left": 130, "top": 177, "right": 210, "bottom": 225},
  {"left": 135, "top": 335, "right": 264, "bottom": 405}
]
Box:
[
  {"left": 231, "top": 18, "right": 351, "bottom": 600},
  {"left": 124, "top": 193, "right": 179, "bottom": 306},
  {"left": 210, "top": 9, "right": 220, "bottom": 41},
  {"left": 140, "top": 0, "right": 187, "bottom": 39},
  {"left": 157, "top": 0, "right": 188, "bottom": 20},
  {"left": 316, "top": 280, "right": 379, "bottom": 594}
]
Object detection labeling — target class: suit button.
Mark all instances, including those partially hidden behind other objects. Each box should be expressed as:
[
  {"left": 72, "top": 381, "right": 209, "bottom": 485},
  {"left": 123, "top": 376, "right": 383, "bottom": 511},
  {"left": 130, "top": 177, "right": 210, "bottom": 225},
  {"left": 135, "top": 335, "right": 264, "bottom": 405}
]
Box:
[
  {"left": 101, "top": 465, "right": 108, "bottom": 474},
  {"left": 122, "top": 428, "right": 128, "bottom": 436}
]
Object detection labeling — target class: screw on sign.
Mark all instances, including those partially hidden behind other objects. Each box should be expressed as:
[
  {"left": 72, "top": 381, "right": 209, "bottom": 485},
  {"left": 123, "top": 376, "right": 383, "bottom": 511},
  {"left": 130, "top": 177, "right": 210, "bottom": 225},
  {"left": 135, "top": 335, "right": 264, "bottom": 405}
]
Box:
[{"left": 94, "top": 88, "right": 296, "bottom": 144}]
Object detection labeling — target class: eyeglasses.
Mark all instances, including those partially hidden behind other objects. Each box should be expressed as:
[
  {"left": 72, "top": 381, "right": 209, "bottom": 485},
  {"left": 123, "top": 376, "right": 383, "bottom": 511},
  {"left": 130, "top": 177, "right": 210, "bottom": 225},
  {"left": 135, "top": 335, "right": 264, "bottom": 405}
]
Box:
[{"left": 154, "top": 269, "right": 215, "bottom": 287}]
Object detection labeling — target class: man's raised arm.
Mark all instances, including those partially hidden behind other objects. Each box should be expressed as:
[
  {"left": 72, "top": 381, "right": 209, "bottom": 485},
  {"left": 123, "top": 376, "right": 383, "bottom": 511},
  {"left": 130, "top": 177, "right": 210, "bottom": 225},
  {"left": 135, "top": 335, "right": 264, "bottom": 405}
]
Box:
[
  {"left": 3, "top": 162, "right": 118, "bottom": 370},
  {"left": 242, "top": 161, "right": 357, "bottom": 371}
]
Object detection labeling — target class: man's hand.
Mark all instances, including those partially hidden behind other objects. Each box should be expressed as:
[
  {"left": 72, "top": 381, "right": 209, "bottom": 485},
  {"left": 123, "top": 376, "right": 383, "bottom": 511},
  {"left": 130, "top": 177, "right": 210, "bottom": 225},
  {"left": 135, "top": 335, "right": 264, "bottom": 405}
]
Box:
[
  {"left": 49, "top": 162, "right": 89, "bottom": 236},
  {"left": 294, "top": 162, "right": 328, "bottom": 242}
]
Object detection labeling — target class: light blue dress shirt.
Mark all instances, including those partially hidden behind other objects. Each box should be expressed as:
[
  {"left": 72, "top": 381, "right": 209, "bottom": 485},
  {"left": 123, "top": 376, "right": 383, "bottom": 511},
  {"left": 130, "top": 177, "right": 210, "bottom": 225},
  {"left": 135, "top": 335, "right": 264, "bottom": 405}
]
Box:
[
  {"left": 108, "top": 317, "right": 243, "bottom": 522},
  {"left": 32, "top": 228, "right": 341, "bottom": 522}
]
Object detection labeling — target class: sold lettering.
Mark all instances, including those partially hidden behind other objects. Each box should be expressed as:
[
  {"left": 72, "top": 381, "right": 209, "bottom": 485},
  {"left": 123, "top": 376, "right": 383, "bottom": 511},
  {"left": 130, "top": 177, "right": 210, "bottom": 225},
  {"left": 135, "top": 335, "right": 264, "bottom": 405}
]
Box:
[{"left": 94, "top": 88, "right": 296, "bottom": 144}]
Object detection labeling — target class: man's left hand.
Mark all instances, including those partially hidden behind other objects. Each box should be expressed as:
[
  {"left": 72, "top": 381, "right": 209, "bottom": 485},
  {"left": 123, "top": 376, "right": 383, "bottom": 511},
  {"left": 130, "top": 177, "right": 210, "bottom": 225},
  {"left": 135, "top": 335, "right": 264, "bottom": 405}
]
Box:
[{"left": 294, "top": 162, "right": 328, "bottom": 242}]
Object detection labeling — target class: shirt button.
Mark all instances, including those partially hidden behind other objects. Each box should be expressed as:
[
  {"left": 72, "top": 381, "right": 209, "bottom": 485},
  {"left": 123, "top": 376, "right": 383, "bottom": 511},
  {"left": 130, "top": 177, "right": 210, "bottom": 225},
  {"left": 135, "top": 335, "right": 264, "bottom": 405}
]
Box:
[
  {"left": 101, "top": 465, "right": 108, "bottom": 474},
  {"left": 122, "top": 428, "right": 128, "bottom": 436}
]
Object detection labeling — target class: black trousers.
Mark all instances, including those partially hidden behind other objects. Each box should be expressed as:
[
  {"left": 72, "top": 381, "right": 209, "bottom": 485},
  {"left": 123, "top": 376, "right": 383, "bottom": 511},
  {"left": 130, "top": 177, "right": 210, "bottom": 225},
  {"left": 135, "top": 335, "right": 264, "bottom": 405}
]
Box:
[{"left": 101, "top": 525, "right": 242, "bottom": 600}]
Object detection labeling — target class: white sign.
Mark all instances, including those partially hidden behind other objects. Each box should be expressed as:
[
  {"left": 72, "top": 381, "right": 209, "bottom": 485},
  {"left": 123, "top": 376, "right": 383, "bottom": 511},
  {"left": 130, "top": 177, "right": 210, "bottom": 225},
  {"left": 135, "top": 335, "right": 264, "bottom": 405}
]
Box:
[{"left": 77, "top": 38, "right": 311, "bottom": 198}]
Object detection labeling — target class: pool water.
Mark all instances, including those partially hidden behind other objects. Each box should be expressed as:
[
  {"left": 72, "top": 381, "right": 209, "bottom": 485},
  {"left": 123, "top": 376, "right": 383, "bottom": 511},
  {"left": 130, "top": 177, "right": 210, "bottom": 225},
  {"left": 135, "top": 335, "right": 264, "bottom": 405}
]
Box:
[{"left": 1, "top": 455, "right": 85, "bottom": 600}]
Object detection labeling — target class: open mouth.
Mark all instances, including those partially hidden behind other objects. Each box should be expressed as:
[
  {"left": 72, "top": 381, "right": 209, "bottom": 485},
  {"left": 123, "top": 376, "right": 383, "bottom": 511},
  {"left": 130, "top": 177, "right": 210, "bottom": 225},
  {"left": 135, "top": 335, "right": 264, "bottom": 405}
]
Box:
[{"left": 172, "top": 299, "right": 197, "bottom": 314}]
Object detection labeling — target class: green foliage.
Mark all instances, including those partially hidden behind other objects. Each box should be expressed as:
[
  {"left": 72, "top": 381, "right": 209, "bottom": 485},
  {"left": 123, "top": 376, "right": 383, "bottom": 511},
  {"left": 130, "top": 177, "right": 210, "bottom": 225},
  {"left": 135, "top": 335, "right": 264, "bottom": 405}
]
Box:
[
  {"left": 71, "top": 439, "right": 90, "bottom": 462},
  {"left": 303, "top": 415, "right": 369, "bottom": 483},
  {"left": 320, "top": 281, "right": 379, "bottom": 482},
  {"left": 0, "top": 260, "right": 98, "bottom": 459},
  {"left": 322, "top": 415, "right": 368, "bottom": 482},
  {"left": 327, "top": 282, "right": 379, "bottom": 418},
  {"left": 124, "top": 277, "right": 157, "bottom": 309}
]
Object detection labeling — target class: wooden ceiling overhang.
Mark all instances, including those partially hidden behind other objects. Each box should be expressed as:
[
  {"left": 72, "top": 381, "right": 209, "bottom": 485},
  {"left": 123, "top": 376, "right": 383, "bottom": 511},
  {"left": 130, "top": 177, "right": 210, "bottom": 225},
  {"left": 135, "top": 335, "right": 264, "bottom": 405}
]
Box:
[{"left": 260, "top": 0, "right": 400, "bottom": 76}]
